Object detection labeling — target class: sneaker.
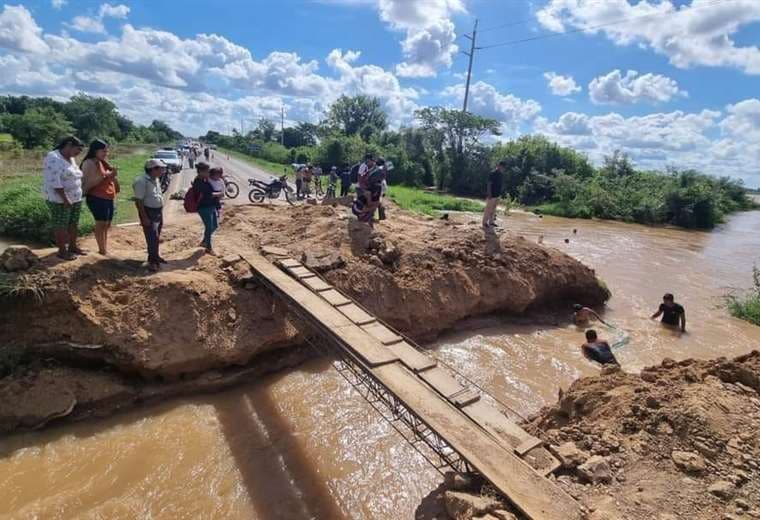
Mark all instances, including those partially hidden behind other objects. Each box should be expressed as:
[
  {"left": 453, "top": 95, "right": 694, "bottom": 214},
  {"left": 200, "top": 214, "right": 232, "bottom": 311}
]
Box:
[
  {"left": 68, "top": 246, "right": 88, "bottom": 255},
  {"left": 57, "top": 251, "right": 76, "bottom": 261}
]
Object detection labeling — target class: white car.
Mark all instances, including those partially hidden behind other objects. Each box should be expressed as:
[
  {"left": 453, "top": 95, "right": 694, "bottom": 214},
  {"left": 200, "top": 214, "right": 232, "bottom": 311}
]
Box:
[{"left": 153, "top": 150, "right": 182, "bottom": 173}]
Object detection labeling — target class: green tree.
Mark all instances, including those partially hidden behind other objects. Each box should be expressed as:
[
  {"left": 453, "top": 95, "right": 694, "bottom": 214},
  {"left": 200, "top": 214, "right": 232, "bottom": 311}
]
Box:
[
  {"left": 415, "top": 107, "right": 500, "bottom": 194},
  {"left": 3, "top": 107, "right": 74, "bottom": 148},
  {"left": 326, "top": 95, "right": 388, "bottom": 139},
  {"left": 257, "top": 119, "right": 276, "bottom": 142},
  {"left": 63, "top": 94, "right": 120, "bottom": 142}
]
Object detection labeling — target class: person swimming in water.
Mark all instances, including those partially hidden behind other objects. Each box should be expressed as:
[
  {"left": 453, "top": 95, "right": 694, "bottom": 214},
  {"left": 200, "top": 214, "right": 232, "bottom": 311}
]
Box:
[
  {"left": 573, "top": 304, "right": 608, "bottom": 327},
  {"left": 650, "top": 293, "right": 686, "bottom": 332},
  {"left": 581, "top": 329, "right": 619, "bottom": 366}
]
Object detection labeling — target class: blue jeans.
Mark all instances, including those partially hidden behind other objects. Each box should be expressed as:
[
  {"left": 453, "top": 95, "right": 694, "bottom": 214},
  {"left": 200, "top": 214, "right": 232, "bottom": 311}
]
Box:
[{"left": 198, "top": 206, "right": 218, "bottom": 249}]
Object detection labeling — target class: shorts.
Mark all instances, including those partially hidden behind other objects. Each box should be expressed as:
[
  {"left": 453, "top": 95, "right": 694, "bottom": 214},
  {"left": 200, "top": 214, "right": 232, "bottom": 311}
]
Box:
[
  {"left": 47, "top": 201, "right": 82, "bottom": 230},
  {"left": 86, "top": 195, "right": 115, "bottom": 222}
]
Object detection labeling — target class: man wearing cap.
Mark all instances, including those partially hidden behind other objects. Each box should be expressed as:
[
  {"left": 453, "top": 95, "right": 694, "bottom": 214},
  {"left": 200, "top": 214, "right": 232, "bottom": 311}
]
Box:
[
  {"left": 43, "top": 136, "right": 86, "bottom": 260},
  {"left": 483, "top": 160, "right": 506, "bottom": 228},
  {"left": 133, "top": 159, "right": 166, "bottom": 271}
]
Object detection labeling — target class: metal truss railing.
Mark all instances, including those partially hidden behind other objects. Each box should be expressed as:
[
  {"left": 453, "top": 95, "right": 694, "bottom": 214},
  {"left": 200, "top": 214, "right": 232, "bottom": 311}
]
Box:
[{"left": 253, "top": 268, "right": 473, "bottom": 476}]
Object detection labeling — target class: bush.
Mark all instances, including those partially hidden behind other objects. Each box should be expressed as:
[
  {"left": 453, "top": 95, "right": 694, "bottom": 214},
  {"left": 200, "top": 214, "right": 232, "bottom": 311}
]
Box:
[{"left": 727, "top": 266, "right": 760, "bottom": 326}]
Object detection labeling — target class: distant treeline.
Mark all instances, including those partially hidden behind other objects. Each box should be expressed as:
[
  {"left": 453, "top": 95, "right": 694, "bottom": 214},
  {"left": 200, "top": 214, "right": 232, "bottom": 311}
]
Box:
[
  {"left": 0, "top": 94, "right": 183, "bottom": 149},
  {"left": 202, "top": 95, "right": 753, "bottom": 229}
]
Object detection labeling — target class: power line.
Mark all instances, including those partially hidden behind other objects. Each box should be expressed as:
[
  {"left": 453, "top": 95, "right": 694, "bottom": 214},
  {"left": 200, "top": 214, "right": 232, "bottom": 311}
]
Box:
[{"left": 476, "top": 0, "right": 738, "bottom": 50}]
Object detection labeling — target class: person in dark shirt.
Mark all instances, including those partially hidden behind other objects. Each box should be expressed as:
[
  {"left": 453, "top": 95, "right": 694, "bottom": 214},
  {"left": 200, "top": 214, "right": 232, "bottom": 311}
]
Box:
[
  {"left": 581, "top": 329, "right": 619, "bottom": 366},
  {"left": 340, "top": 165, "right": 351, "bottom": 197},
  {"left": 651, "top": 293, "right": 686, "bottom": 332},
  {"left": 192, "top": 162, "right": 222, "bottom": 255},
  {"left": 483, "top": 160, "right": 506, "bottom": 228}
]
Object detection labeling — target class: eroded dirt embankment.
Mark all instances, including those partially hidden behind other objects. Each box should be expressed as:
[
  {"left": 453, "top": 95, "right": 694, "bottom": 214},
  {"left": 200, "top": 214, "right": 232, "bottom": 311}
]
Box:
[
  {"left": 522, "top": 351, "right": 760, "bottom": 520},
  {"left": 1, "top": 203, "right": 608, "bottom": 433}
]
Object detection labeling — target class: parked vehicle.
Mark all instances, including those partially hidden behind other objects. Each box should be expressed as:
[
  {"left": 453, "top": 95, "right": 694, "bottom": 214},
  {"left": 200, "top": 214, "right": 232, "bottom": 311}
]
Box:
[
  {"left": 248, "top": 175, "right": 295, "bottom": 205},
  {"left": 224, "top": 179, "right": 240, "bottom": 199},
  {"left": 153, "top": 150, "right": 182, "bottom": 173}
]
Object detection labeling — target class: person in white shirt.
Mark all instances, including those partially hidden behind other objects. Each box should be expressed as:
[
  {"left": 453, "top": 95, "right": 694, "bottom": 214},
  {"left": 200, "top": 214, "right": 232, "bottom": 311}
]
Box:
[{"left": 43, "top": 136, "right": 85, "bottom": 260}]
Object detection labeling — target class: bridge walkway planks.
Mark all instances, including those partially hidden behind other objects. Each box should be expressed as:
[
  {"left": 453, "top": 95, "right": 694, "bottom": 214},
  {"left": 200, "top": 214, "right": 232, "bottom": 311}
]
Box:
[{"left": 241, "top": 252, "right": 581, "bottom": 520}]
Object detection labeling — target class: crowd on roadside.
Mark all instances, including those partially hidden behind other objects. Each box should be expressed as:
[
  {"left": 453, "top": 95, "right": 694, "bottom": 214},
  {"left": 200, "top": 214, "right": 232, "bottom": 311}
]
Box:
[{"left": 40, "top": 135, "right": 225, "bottom": 272}]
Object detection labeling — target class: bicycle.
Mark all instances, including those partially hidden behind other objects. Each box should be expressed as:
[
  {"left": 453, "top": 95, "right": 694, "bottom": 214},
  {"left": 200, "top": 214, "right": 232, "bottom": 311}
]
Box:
[
  {"left": 325, "top": 181, "right": 337, "bottom": 199},
  {"left": 313, "top": 176, "right": 325, "bottom": 199}
]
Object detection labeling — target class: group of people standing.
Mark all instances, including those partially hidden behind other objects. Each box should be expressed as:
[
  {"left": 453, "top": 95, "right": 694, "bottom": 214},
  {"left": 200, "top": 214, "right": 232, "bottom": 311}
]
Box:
[
  {"left": 41, "top": 135, "right": 223, "bottom": 272},
  {"left": 42, "top": 136, "right": 120, "bottom": 259},
  {"left": 133, "top": 159, "right": 224, "bottom": 272}
]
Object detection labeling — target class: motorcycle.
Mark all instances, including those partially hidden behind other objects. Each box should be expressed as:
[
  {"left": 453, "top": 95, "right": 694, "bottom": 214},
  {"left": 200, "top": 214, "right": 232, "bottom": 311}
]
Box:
[{"left": 248, "top": 175, "right": 295, "bottom": 205}]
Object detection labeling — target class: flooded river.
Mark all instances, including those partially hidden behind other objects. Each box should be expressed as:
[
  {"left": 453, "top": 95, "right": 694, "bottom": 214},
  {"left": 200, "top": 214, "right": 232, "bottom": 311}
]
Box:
[{"left": 3, "top": 210, "right": 760, "bottom": 519}]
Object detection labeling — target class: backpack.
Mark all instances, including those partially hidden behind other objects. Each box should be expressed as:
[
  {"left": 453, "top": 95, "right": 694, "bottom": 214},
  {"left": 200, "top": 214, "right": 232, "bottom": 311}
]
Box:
[
  {"left": 183, "top": 186, "right": 201, "bottom": 213},
  {"left": 350, "top": 163, "right": 361, "bottom": 184}
]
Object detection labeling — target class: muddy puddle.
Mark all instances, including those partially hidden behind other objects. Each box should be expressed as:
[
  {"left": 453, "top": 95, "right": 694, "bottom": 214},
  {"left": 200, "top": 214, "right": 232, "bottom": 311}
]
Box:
[{"left": 3, "top": 210, "right": 760, "bottom": 519}]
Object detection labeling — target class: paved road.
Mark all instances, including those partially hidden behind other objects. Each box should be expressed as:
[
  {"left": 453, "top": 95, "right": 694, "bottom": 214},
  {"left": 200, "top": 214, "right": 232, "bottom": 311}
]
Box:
[{"left": 164, "top": 153, "right": 295, "bottom": 221}]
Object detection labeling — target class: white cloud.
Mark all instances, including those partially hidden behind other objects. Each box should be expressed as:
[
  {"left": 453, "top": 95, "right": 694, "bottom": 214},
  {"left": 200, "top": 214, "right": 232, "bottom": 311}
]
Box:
[
  {"left": 536, "top": 0, "right": 760, "bottom": 75},
  {"left": 69, "top": 16, "right": 106, "bottom": 34},
  {"left": 0, "top": 5, "right": 49, "bottom": 53},
  {"left": 531, "top": 106, "right": 760, "bottom": 182},
  {"left": 443, "top": 81, "right": 542, "bottom": 130},
  {"left": 51, "top": 0, "right": 67, "bottom": 9},
  {"left": 375, "top": 0, "right": 465, "bottom": 78},
  {"left": 544, "top": 71, "right": 581, "bottom": 96},
  {"left": 327, "top": 49, "right": 420, "bottom": 124},
  {"left": 589, "top": 69, "right": 687, "bottom": 105},
  {"left": 66, "top": 3, "right": 130, "bottom": 34},
  {"left": 396, "top": 19, "right": 458, "bottom": 78},
  {"left": 99, "top": 3, "right": 130, "bottom": 19}
]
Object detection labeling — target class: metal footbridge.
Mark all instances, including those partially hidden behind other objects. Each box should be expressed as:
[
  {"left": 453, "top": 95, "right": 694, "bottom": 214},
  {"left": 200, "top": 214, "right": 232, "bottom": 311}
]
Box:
[{"left": 241, "top": 250, "right": 583, "bottom": 520}]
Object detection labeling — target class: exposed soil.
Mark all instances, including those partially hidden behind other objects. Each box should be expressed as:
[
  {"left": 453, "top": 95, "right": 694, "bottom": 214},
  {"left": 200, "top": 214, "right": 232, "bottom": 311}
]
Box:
[
  {"left": 1, "top": 202, "right": 607, "bottom": 434},
  {"left": 519, "top": 351, "right": 760, "bottom": 520}
]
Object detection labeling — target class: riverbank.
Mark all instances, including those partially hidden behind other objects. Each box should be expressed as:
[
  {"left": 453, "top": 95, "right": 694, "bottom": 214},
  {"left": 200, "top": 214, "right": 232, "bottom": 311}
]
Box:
[
  {"left": 0, "top": 148, "right": 151, "bottom": 243},
  {"left": 1, "top": 202, "right": 607, "bottom": 433}
]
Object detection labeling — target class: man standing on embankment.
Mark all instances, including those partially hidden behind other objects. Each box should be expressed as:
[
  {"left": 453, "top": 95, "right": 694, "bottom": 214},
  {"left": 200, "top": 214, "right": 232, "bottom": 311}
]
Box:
[{"left": 483, "top": 160, "right": 506, "bottom": 228}]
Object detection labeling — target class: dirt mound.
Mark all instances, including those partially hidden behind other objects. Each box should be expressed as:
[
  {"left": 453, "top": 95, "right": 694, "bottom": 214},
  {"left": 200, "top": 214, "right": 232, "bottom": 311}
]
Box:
[
  {"left": 1, "top": 202, "right": 607, "bottom": 433},
  {"left": 525, "top": 351, "right": 760, "bottom": 519},
  {"left": 221, "top": 204, "right": 609, "bottom": 340}
]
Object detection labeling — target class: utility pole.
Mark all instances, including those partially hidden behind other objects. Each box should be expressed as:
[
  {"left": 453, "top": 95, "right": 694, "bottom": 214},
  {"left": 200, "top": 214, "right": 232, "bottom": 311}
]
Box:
[
  {"left": 281, "top": 105, "right": 285, "bottom": 146},
  {"left": 462, "top": 19, "right": 478, "bottom": 114}
]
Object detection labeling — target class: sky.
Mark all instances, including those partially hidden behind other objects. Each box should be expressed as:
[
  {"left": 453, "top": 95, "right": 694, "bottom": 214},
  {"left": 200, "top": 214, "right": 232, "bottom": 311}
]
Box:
[{"left": 1, "top": 0, "right": 759, "bottom": 185}]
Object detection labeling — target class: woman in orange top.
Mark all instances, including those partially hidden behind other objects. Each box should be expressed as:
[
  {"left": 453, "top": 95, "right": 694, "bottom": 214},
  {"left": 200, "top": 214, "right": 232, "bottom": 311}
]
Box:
[{"left": 82, "top": 139, "right": 120, "bottom": 255}]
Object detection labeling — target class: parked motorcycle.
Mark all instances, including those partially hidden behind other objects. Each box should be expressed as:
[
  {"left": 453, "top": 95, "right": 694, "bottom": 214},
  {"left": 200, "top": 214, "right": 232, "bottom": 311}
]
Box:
[{"left": 248, "top": 175, "right": 295, "bottom": 205}]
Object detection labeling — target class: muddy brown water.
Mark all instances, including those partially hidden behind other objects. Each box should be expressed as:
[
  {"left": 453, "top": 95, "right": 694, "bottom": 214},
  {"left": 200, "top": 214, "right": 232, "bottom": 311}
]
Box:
[{"left": 3, "top": 210, "right": 760, "bottom": 519}]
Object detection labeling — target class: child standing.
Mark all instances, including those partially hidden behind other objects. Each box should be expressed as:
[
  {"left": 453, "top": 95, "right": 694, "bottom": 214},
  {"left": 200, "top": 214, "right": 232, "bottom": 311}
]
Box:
[{"left": 209, "top": 167, "right": 225, "bottom": 222}]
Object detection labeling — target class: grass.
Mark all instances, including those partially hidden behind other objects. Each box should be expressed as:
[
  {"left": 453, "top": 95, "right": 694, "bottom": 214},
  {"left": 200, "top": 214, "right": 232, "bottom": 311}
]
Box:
[
  {"left": 220, "top": 148, "right": 292, "bottom": 178},
  {"left": 0, "top": 149, "right": 150, "bottom": 243},
  {"left": 388, "top": 185, "right": 485, "bottom": 216},
  {"left": 727, "top": 266, "right": 760, "bottom": 326}
]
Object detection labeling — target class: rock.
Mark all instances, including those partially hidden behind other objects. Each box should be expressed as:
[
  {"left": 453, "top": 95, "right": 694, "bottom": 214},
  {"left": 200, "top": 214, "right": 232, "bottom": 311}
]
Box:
[
  {"left": 671, "top": 451, "right": 706, "bottom": 473},
  {"left": 306, "top": 198, "right": 317, "bottom": 205},
  {"left": 377, "top": 242, "right": 401, "bottom": 265},
  {"left": 348, "top": 219, "right": 373, "bottom": 253},
  {"left": 0, "top": 245, "right": 39, "bottom": 272},
  {"left": 708, "top": 480, "right": 736, "bottom": 500},
  {"left": 367, "top": 256, "right": 384, "bottom": 269},
  {"left": 736, "top": 499, "right": 750, "bottom": 510},
  {"left": 444, "top": 491, "right": 501, "bottom": 520},
  {"left": 444, "top": 472, "right": 475, "bottom": 491},
  {"left": 301, "top": 249, "right": 345, "bottom": 273},
  {"left": 577, "top": 455, "right": 613, "bottom": 484},
  {"left": 645, "top": 395, "right": 661, "bottom": 409},
  {"left": 221, "top": 254, "right": 241, "bottom": 267},
  {"left": 553, "top": 441, "right": 590, "bottom": 469},
  {"left": 641, "top": 370, "right": 658, "bottom": 383},
  {"left": 491, "top": 510, "right": 517, "bottom": 520},
  {"left": 321, "top": 195, "right": 353, "bottom": 207},
  {"left": 473, "top": 515, "right": 499, "bottom": 520}
]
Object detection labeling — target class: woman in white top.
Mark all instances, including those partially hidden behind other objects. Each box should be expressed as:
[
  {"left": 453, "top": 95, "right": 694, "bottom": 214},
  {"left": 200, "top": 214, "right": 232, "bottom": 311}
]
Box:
[{"left": 43, "top": 136, "right": 85, "bottom": 260}]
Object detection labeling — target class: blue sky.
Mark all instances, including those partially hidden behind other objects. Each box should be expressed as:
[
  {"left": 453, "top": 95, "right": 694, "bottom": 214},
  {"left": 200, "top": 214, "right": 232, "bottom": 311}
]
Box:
[{"left": 2, "top": 0, "right": 760, "bottom": 184}]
